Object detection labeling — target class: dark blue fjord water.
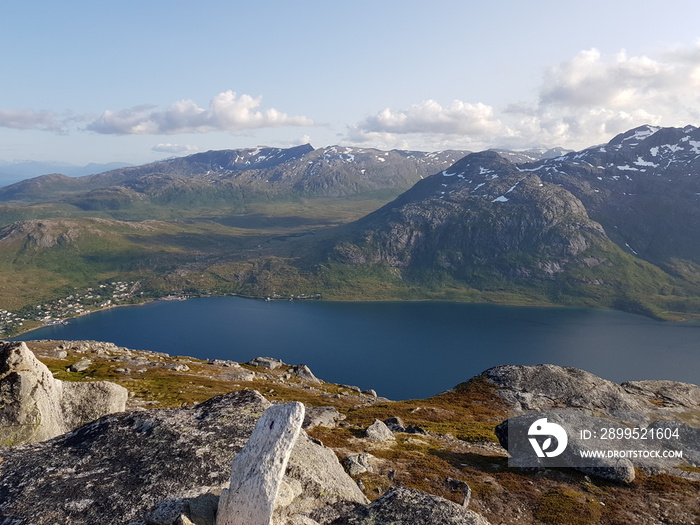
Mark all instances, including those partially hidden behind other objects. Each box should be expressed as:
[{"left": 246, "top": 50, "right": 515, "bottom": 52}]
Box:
[{"left": 15, "top": 297, "right": 700, "bottom": 400}]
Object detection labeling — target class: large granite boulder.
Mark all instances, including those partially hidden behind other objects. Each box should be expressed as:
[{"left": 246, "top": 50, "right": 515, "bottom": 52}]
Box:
[
  {"left": 364, "top": 420, "right": 394, "bottom": 442},
  {"left": 302, "top": 406, "right": 346, "bottom": 430},
  {"left": 483, "top": 365, "right": 700, "bottom": 484},
  {"left": 480, "top": 364, "right": 644, "bottom": 413},
  {"left": 495, "top": 411, "right": 700, "bottom": 484},
  {"left": 494, "top": 413, "right": 636, "bottom": 484},
  {"left": 248, "top": 357, "right": 287, "bottom": 370},
  {"left": 0, "top": 341, "right": 127, "bottom": 446},
  {"left": 280, "top": 433, "right": 367, "bottom": 524},
  {"left": 0, "top": 390, "right": 265, "bottom": 524},
  {"left": 289, "top": 364, "right": 322, "bottom": 384}
]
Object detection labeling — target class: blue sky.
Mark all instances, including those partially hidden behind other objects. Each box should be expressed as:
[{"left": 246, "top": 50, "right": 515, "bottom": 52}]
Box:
[{"left": 2, "top": 0, "right": 700, "bottom": 165}]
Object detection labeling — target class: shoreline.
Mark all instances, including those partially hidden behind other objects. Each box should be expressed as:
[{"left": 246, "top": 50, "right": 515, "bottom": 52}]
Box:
[
  {"left": 7, "top": 285, "right": 700, "bottom": 340},
  {"left": 7, "top": 290, "right": 320, "bottom": 339}
]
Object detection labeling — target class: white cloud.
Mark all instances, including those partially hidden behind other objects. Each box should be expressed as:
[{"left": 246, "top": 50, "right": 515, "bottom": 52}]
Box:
[
  {"left": 539, "top": 49, "right": 670, "bottom": 108},
  {"left": 346, "top": 43, "right": 700, "bottom": 151},
  {"left": 87, "top": 90, "right": 314, "bottom": 135},
  {"left": 346, "top": 100, "right": 511, "bottom": 151},
  {"left": 0, "top": 109, "right": 66, "bottom": 132},
  {"left": 4, "top": 42, "right": 700, "bottom": 154},
  {"left": 507, "top": 45, "right": 700, "bottom": 148},
  {"left": 343, "top": 128, "right": 481, "bottom": 152},
  {"left": 151, "top": 143, "right": 200, "bottom": 154},
  {"left": 354, "top": 100, "right": 506, "bottom": 136}
]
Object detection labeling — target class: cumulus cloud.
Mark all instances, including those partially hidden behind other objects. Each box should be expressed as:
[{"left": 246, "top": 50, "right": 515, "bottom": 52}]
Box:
[
  {"left": 151, "top": 143, "right": 200, "bottom": 154},
  {"left": 506, "top": 45, "right": 700, "bottom": 148},
  {"left": 346, "top": 100, "right": 512, "bottom": 151},
  {"left": 87, "top": 90, "right": 314, "bottom": 135},
  {"left": 344, "top": 128, "right": 478, "bottom": 152},
  {"left": 346, "top": 42, "right": 700, "bottom": 150},
  {"left": 539, "top": 49, "right": 671, "bottom": 108},
  {"left": 0, "top": 109, "right": 66, "bottom": 132},
  {"left": 358, "top": 100, "right": 505, "bottom": 135},
  {"left": 4, "top": 42, "right": 700, "bottom": 153}
]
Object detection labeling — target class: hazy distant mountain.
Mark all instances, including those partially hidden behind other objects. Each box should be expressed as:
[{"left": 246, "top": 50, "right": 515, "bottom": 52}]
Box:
[
  {"left": 0, "top": 144, "right": 576, "bottom": 203},
  {"left": 0, "top": 144, "right": 470, "bottom": 209},
  {"left": 0, "top": 160, "right": 133, "bottom": 186}
]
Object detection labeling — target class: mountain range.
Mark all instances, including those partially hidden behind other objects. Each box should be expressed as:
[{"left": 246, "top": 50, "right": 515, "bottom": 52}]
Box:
[
  {"left": 0, "top": 144, "right": 576, "bottom": 213},
  {"left": 323, "top": 125, "right": 700, "bottom": 316},
  {"left": 1, "top": 126, "right": 700, "bottom": 321},
  {"left": 0, "top": 145, "right": 469, "bottom": 210}
]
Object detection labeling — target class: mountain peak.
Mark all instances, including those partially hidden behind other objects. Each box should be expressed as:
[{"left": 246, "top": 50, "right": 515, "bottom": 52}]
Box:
[
  {"left": 437, "top": 150, "right": 516, "bottom": 182},
  {"left": 608, "top": 124, "right": 662, "bottom": 148}
]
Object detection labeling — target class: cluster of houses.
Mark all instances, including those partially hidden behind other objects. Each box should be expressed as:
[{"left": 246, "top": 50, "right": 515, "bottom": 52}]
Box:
[
  {"left": 0, "top": 309, "right": 24, "bottom": 335},
  {"left": 0, "top": 281, "right": 142, "bottom": 336}
]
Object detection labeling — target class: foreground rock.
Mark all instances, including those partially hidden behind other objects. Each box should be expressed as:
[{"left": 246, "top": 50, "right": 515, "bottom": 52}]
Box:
[
  {"left": 364, "top": 420, "right": 395, "bottom": 442},
  {"left": 486, "top": 365, "right": 700, "bottom": 483},
  {"left": 303, "top": 406, "right": 346, "bottom": 430},
  {"left": 0, "top": 390, "right": 367, "bottom": 525},
  {"left": 290, "top": 364, "right": 322, "bottom": 384},
  {"left": 0, "top": 341, "right": 127, "bottom": 445},
  {"left": 248, "top": 357, "right": 287, "bottom": 370},
  {"left": 217, "top": 402, "right": 305, "bottom": 525},
  {"left": 481, "top": 364, "right": 700, "bottom": 418},
  {"left": 343, "top": 453, "right": 374, "bottom": 476},
  {"left": 480, "top": 364, "right": 644, "bottom": 413},
  {"left": 330, "top": 487, "right": 490, "bottom": 525},
  {"left": 278, "top": 432, "right": 368, "bottom": 524},
  {"left": 621, "top": 379, "right": 700, "bottom": 409},
  {"left": 0, "top": 390, "right": 264, "bottom": 524}
]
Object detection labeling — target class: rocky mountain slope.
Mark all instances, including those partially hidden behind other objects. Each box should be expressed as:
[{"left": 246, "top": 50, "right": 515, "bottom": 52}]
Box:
[
  {"left": 0, "top": 145, "right": 469, "bottom": 210},
  {"left": 0, "top": 340, "right": 698, "bottom": 524},
  {"left": 325, "top": 126, "right": 700, "bottom": 316},
  {"left": 529, "top": 125, "right": 700, "bottom": 266}
]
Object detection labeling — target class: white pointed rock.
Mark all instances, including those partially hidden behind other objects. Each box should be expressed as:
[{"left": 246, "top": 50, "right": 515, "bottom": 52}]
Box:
[{"left": 216, "top": 401, "right": 305, "bottom": 525}]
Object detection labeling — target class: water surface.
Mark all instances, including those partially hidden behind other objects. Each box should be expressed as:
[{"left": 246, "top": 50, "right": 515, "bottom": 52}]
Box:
[{"left": 17, "top": 297, "right": 700, "bottom": 399}]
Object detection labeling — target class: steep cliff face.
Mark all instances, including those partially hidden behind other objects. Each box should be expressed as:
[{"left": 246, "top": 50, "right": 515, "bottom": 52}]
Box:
[{"left": 331, "top": 151, "right": 622, "bottom": 282}]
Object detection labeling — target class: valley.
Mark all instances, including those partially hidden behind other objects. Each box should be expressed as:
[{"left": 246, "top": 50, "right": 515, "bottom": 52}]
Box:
[{"left": 3, "top": 127, "right": 700, "bottom": 333}]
